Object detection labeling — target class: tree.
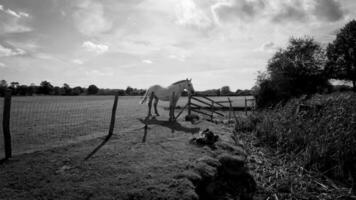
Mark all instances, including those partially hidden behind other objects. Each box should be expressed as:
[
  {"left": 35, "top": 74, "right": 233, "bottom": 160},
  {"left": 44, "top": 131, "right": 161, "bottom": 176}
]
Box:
[
  {"left": 87, "top": 84, "right": 99, "bottom": 95},
  {"left": 125, "top": 86, "right": 133, "bottom": 96},
  {"left": 72, "top": 86, "right": 83, "bottom": 95},
  {"left": 220, "top": 86, "right": 232, "bottom": 96},
  {"left": 62, "top": 83, "right": 72, "bottom": 95},
  {"left": 9, "top": 82, "right": 19, "bottom": 95},
  {"left": 0, "top": 80, "right": 8, "bottom": 96},
  {"left": 39, "top": 81, "right": 54, "bottom": 95},
  {"left": 326, "top": 20, "right": 356, "bottom": 91},
  {"left": 254, "top": 37, "right": 330, "bottom": 107}
]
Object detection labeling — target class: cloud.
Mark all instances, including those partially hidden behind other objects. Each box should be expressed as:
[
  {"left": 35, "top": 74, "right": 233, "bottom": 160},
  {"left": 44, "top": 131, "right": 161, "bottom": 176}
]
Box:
[
  {"left": 72, "top": 59, "right": 84, "bottom": 64},
  {"left": 0, "top": 62, "right": 5, "bottom": 67},
  {"left": 271, "top": 1, "right": 308, "bottom": 23},
  {"left": 0, "top": 44, "right": 26, "bottom": 57},
  {"left": 142, "top": 59, "right": 153, "bottom": 64},
  {"left": 312, "top": 0, "right": 344, "bottom": 22},
  {"left": 5, "top": 9, "right": 29, "bottom": 18},
  {"left": 175, "top": 0, "right": 212, "bottom": 29},
  {"left": 0, "top": 4, "right": 32, "bottom": 33},
  {"left": 82, "top": 41, "right": 108, "bottom": 54},
  {"left": 73, "top": 0, "right": 112, "bottom": 36},
  {"left": 257, "top": 41, "right": 279, "bottom": 53},
  {"left": 212, "top": 0, "right": 265, "bottom": 23},
  {"left": 168, "top": 54, "right": 186, "bottom": 62},
  {"left": 85, "top": 69, "right": 113, "bottom": 76},
  {"left": 211, "top": 0, "right": 345, "bottom": 24}
]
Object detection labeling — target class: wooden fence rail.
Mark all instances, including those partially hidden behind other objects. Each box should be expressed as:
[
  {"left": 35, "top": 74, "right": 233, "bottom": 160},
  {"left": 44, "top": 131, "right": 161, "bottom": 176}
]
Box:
[
  {"left": 187, "top": 95, "right": 256, "bottom": 121},
  {"left": 188, "top": 95, "right": 225, "bottom": 121}
]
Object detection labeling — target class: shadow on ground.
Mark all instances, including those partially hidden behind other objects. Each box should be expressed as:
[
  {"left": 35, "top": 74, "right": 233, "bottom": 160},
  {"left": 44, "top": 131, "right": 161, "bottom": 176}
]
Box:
[{"left": 138, "top": 117, "right": 200, "bottom": 134}]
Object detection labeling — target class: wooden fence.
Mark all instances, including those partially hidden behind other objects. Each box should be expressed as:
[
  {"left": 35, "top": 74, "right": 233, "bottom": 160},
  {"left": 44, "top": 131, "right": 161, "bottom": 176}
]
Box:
[
  {"left": 187, "top": 95, "right": 256, "bottom": 121},
  {"left": 188, "top": 95, "right": 225, "bottom": 121}
]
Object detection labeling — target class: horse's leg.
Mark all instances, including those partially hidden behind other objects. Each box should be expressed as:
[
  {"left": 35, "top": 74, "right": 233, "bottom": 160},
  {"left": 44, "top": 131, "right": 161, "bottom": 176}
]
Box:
[
  {"left": 153, "top": 97, "right": 159, "bottom": 116},
  {"left": 147, "top": 92, "right": 154, "bottom": 118}
]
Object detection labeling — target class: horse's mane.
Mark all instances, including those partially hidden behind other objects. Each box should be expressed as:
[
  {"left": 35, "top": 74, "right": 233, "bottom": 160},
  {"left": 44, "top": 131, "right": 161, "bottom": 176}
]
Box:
[{"left": 172, "top": 80, "right": 186, "bottom": 85}]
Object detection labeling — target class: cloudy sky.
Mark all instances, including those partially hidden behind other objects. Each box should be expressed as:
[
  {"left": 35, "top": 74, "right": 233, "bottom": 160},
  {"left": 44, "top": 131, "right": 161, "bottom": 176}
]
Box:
[{"left": 0, "top": 0, "right": 355, "bottom": 90}]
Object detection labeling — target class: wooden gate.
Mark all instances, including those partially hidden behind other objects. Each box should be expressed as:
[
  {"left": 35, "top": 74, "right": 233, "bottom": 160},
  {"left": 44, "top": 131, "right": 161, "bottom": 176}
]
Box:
[{"left": 187, "top": 95, "right": 225, "bottom": 121}]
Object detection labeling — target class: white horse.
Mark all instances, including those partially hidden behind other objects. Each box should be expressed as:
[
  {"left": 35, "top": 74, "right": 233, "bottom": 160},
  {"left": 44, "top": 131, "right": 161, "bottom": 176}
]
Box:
[{"left": 140, "top": 79, "right": 195, "bottom": 121}]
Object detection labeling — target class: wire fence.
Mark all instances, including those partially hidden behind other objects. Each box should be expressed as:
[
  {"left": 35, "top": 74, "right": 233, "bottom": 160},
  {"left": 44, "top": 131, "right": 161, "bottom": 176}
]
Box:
[{"left": 1, "top": 96, "right": 114, "bottom": 155}]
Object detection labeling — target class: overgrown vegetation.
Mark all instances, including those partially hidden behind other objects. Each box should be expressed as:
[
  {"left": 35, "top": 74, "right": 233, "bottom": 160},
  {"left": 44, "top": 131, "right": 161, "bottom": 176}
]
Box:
[
  {"left": 253, "top": 20, "right": 356, "bottom": 108},
  {"left": 238, "top": 92, "right": 356, "bottom": 195}
]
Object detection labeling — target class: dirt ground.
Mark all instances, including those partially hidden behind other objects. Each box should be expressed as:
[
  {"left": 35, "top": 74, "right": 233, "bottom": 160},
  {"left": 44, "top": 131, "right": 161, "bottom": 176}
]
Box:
[{"left": 0, "top": 108, "right": 238, "bottom": 200}]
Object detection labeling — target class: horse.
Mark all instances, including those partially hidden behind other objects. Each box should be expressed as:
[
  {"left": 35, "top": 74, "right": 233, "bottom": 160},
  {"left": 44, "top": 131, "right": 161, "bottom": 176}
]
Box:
[{"left": 140, "top": 79, "right": 195, "bottom": 121}]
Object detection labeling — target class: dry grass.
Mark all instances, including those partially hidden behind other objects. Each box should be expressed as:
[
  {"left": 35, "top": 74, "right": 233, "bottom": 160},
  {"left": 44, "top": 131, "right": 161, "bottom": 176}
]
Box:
[{"left": 234, "top": 92, "right": 356, "bottom": 199}]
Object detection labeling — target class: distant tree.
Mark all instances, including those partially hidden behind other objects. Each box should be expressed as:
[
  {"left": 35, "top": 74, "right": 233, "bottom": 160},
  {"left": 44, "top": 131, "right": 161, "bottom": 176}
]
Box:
[
  {"left": 72, "top": 86, "right": 83, "bottom": 95},
  {"left": 17, "top": 85, "right": 29, "bottom": 95},
  {"left": 28, "top": 83, "right": 37, "bottom": 95},
  {"left": 326, "top": 20, "right": 356, "bottom": 91},
  {"left": 53, "top": 86, "right": 61, "bottom": 95},
  {"left": 125, "top": 86, "right": 134, "bottom": 95},
  {"left": 9, "top": 82, "right": 19, "bottom": 95},
  {"left": 0, "top": 79, "right": 8, "bottom": 96},
  {"left": 220, "top": 86, "right": 232, "bottom": 96},
  {"left": 39, "top": 81, "right": 54, "bottom": 95},
  {"left": 87, "top": 84, "right": 99, "bottom": 95},
  {"left": 62, "top": 83, "right": 72, "bottom": 95},
  {"left": 117, "top": 89, "right": 126, "bottom": 96}
]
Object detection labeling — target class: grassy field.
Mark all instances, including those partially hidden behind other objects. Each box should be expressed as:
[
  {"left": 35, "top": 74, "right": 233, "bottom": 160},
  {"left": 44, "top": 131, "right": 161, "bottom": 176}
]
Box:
[
  {"left": 0, "top": 95, "right": 251, "bottom": 200},
  {"left": 0, "top": 95, "right": 251, "bottom": 157}
]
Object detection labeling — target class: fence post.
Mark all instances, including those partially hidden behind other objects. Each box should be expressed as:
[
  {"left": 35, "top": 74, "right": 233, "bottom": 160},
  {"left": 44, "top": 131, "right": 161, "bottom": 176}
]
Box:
[
  {"left": 244, "top": 97, "right": 247, "bottom": 115},
  {"left": 210, "top": 101, "right": 214, "bottom": 121},
  {"left": 108, "top": 92, "right": 119, "bottom": 138},
  {"left": 2, "top": 89, "right": 12, "bottom": 160},
  {"left": 188, "top": 95, "right": 191, "bottom": 116}
]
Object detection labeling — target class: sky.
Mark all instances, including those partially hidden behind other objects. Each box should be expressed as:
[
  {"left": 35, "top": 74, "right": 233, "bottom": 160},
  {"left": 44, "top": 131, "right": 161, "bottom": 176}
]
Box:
[{"left": 0, "top": 0, "right": 355, "bottom": 90}]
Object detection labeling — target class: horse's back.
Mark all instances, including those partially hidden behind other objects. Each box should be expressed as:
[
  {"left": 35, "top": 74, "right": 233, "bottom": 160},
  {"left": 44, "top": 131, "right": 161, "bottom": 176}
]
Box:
[{"left": 148, "top": 85, "right": 171, "bottom": 101}]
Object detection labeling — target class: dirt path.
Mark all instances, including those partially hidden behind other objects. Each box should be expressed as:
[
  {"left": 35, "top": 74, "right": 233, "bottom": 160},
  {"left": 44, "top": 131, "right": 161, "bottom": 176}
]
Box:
[{"left": 0, "top": 110, "right": 245, "bottom": 200}]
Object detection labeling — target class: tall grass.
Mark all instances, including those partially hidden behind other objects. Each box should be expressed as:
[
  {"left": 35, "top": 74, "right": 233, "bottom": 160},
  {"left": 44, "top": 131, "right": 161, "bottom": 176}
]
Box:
[{"left": 236, "top": 92, "right": 356, "bottom": 187}]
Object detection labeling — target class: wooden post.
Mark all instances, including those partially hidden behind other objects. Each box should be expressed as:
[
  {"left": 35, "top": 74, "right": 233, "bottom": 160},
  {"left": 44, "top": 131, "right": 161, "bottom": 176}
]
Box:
[
  {"left": 108, "top": 92, "right": 119, "bottom": 138},
  {"left": 228, "top": 98, "right": 231, "bottom": 121},
  {"left": 2, "top": 89, "right": 12, "bottom": 160},
  {"left": 84, "top": 92, "right": 119, "bottom": 160},
  {"left": 188, "top": 95, "right": 191, "bottom": 116},
  {"left": 244, "top": 97, "right": 247, "bottom": 115},
  {"left": 210, "top": 101, "right": 214, "bottom": 121}
]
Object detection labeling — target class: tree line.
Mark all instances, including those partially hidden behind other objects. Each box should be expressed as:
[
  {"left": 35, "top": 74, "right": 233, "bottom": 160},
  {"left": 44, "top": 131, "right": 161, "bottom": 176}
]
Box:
[
  {"left": 253, "top": 20, "right": 356, "bottom": 108},
  {"left": 0, "top": 80, "right": 252, "bottom": 97},
  {"left": 0, "top": 80, "right": 147, "bottom": 97}
]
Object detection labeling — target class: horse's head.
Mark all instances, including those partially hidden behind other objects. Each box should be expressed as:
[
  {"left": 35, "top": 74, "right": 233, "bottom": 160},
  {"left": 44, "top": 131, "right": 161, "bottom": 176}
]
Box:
[{"left": 185, "top": 78, "right": 195, "bottom": 95}]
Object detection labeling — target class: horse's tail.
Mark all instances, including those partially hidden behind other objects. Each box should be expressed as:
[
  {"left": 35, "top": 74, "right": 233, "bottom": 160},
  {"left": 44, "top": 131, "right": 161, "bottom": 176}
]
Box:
[{"left": 140, "top": 89, "right": 149, "bottom": 104}]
